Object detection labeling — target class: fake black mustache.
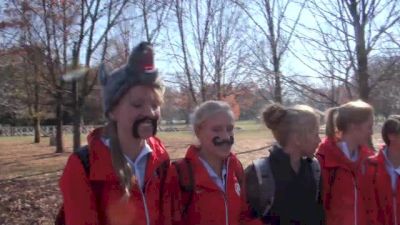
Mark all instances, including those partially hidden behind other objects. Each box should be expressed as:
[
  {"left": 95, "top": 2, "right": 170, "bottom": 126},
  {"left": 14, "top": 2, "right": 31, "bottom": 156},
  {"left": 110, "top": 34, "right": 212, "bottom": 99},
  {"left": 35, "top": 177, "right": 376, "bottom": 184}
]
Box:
[
  {"left": 212, "top": 136, "right": 234, "bottom": 147},
  {"left": 131, "top": 117, "right": 158, "bottom": 138}
]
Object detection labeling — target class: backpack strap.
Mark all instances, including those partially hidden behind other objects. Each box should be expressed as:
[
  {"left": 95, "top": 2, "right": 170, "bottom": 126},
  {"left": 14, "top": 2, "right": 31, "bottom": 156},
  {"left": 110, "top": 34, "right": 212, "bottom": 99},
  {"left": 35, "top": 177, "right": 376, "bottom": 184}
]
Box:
[
  {"left": 156, "top": 160, "right": 170, "bottom": 212},
  {"left": 252, "top": 156, "right": 275, "bottom": 217},
  {"left": 74, "top": 145, "right": 90, "bottom": 175},
  {"left": 371, "top": 160, "right": 381, "bottom": 214},
  {"left": 325, "top": 167, "right": 338, "bottom": 210},
  {"left": 172, "top": 158, "right": 194, "bottom": 217},
  {"left": 310, "top": 158, "right": 321, "bottom": 201}
]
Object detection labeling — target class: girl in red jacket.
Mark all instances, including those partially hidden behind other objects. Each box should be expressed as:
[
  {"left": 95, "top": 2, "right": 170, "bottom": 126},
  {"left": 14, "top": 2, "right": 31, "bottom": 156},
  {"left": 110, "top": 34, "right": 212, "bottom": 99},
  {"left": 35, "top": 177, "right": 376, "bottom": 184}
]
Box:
[
  {"left": 58, "top": 42, "right": 170, "bottom": 225},
  {"left": 316, "top": 100, "right": 375, "bottom": 225},
  {"left": 164, "top": 100, "right": 262, "bottom": 225},
  {"left": 363, "top": 115, "right": 400, "bottom": 225}
]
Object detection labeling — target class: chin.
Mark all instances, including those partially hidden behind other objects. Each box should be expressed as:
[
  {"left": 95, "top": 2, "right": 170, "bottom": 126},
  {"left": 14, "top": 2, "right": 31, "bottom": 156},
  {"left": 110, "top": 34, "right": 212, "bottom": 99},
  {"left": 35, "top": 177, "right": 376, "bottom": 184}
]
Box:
[
  {"left": 217, "top": 149, "right": 232, "bottom": 159},
  {"left": 216, "top": 153, "right": 230, "bottom": 160},
  {"left": 304, "top": 151, "right": 316, "bottom": 158},
  {"left": 137, "top": 132, "right": 154, "bottom": 139}
]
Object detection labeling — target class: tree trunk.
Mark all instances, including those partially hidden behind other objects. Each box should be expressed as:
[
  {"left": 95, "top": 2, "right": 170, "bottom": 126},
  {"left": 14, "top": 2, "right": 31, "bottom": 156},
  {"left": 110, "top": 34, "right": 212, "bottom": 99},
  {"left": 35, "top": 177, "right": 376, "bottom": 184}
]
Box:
[
  {"left": 274, "top": 73, "right": 282, "bottom": 103},
  {"left": 33, "top": 66, "right": 41, "bottom": 143},
  {"left": 350, "top": 1, "right": 370, "bottom": 102},
  {"left": 357, "top": 52, "right": 370, "bottom": 101},
  {"left": 175, "top": 0, "right": 197, "bottom": 104},
  {"left": 72, "top": 81, "right": 81, "bottom": 152},
  {"left": 273, "top": 57, "right": 282, "bottom": 103},
  {"left": 34, "top": 116, "right": 40, "bottom": 143},
  {"left": 354, "top": 26, "right": 369, "bottom": 101},
  {"left": 72, "top": 43, "right": 81, "bottom": 152},
  {"left": 216, "top": 80, "right": 222, "bottom": 100},
  {"left": 55, "top": 94, "right": 64, "bottom": 153}
]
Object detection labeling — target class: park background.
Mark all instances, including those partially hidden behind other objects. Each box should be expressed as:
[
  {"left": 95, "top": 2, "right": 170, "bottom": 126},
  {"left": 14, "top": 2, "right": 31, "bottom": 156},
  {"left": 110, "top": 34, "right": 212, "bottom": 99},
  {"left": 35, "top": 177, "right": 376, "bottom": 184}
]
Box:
[{"left": 0, "top": 0, "right": 399, "bottom": 224}]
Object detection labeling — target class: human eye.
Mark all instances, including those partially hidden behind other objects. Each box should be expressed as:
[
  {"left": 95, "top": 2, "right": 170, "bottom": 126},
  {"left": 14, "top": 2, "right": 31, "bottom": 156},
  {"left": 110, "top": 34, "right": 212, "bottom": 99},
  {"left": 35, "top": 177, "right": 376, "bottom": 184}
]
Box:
[
  {"left": 212, "top": 126, "right": 223, "bottom": 132},
  {"left": 130, "top": 101, "right": 142, "bottom": 108}
]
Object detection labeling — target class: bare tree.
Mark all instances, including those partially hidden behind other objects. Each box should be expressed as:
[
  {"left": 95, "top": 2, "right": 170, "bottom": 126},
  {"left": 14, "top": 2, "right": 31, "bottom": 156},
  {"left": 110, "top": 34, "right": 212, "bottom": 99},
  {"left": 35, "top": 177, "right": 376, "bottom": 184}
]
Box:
[
  {"left": 1, "top": 0, "right": 79, "bottom": 152},
  {"left": 1, "top": 3, "right": 50, "bottom": 143},
  {"left": 303, "top": 0, "right": 400, "bottom": 102},
  {"left": 138, "top": 0, "right": 172, "bottom": 43},
  {"left": 169, "top": 0, "right": 248, "bottom": 105},
  {"left": 208, "top": 0, "right": 249, "bottom": 100},
  {"left": 233, "top": 0, "right": 306, "bottom": 103},
  {"left": 68, "top": 0, "right": 129, "bottom": 151},
  {"left": 170, "top": 0, "right": 216, "bottom": 103},
  {"left": 105, "top": 0, "right": 172, "bottom": 66},
  {"left": 370, "top": 55, "right": 400, "bottom": 117}
]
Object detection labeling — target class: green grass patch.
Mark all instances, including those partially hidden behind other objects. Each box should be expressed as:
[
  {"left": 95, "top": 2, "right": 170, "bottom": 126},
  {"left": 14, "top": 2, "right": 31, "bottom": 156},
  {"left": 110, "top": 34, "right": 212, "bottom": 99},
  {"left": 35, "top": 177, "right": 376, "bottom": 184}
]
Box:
[{"left": 235, "top": 120, "right": 264, "bottom": 130}]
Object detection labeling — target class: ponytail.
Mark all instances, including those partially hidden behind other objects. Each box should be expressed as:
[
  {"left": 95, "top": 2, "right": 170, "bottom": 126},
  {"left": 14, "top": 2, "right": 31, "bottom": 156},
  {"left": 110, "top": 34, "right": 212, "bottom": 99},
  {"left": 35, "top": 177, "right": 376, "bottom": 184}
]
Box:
[
  {"left": 107, "top": 122, "right": 133, "bottom": 198},
  {"left": 325, "top": 107, "right": 338, "bottom": 139}
]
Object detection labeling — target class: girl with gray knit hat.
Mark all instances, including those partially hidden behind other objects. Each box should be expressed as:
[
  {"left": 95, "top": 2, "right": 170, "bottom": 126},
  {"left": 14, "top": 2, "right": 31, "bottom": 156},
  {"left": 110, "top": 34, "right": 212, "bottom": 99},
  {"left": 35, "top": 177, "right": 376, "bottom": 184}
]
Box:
[{"left": 58, "top": 42, "right": 170, "bottom": 225}]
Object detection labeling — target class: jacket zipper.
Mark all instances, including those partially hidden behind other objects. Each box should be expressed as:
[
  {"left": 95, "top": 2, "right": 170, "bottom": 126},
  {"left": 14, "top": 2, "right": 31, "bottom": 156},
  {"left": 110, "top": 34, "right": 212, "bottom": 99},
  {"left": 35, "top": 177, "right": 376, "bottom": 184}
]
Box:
[
  {"left": 353, "top": 176, "right": 358, "bottom": 225},
  {"left": 140, "top": 178, "right": 151, "bottom": 225},
  {"left": 223, "top": 194, "right": 229, "bottom": 225},
  {"left": 393, "top": 193, "right": 397, "bottom": 225},
  {"left": 223, "top": 159, "right": 230, "bottom": 225}
]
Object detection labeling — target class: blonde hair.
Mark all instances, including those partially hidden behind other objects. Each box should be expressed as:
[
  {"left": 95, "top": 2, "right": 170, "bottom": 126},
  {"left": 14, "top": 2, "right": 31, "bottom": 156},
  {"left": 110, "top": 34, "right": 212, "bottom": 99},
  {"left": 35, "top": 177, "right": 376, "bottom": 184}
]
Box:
[
  {"left": 382, "top": 115, "right": 400, "bottom": 145},
  {"left": 325, "top": 100, "right": 374, "bottom": 139},
  {"left": 105, "top": 122, "right": 133, "bottom": 197},
  {"left": 152, "top": 84, "right": 165, "bottom": 105},
  {"left": 191, "top": 100, "right": 234, "bottom": 132},
  {"left": 262, "top": 103, "right": 320, "bottom": 147}
]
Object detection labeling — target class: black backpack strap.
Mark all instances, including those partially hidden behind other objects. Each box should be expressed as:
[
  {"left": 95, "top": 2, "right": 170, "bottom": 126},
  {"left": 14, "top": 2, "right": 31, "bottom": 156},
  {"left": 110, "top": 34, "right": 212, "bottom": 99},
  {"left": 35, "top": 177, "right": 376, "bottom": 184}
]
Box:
[
  {"left": 310, "top": 158, "right": 321, "bottom": 201},
  {"left": 156, "top": 160, "right": 170, "bottom": 212},
  {"left": 172, "top": 158, "right": 194, "bottom": 217},
  {"left": 74, "top": 145, "right": 90, "bottom": 175},
  {"left": 245, "top": 156, "right": 275, "bottom": 218},
  {"left": 326, "top": 167, "right": 338, "bottom": 210}
]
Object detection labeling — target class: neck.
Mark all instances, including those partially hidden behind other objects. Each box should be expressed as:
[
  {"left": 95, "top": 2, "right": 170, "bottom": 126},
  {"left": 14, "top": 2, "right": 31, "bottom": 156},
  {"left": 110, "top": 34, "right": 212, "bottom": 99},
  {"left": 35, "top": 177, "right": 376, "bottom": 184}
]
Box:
[
  {"left": 283, "top": 144, "right": 302, "bottom": 173},
  {"left": 387, "top": 145, "right": 400, "bottom": 168},
  {"left": 199, "top": 149, "right": 224, "bottom": 178},
  {"left": 118, "top": 130, "right": 145, "bottom": 162},
  {"left": 340, "top": 134, "right": 359, "bottom": 154}
]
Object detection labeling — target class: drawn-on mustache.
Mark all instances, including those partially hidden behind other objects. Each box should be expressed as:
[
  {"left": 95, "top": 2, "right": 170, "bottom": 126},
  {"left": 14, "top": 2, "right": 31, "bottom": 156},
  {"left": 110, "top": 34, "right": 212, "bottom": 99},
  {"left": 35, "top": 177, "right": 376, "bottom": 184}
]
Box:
[
  {"left": 212, "top": 136, "right": 234, "bottom": 147},
  {"left": 131, "top": 117, "right": 158, "bottom": 138}
]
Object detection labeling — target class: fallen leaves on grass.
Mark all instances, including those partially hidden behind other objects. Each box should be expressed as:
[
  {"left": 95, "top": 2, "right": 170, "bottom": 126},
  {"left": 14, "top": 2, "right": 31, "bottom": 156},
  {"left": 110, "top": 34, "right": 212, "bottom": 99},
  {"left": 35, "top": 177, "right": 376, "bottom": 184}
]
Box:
[{"left": 0, "top": 172, "right": 62, "bottom": 225}]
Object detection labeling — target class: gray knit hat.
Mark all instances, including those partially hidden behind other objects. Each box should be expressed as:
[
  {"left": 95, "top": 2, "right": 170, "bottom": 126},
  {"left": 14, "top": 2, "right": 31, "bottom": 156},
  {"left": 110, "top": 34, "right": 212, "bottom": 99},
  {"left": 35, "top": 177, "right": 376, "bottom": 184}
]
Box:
[{"left": 99, "top": 42, "right": 162, "bottom": 116}]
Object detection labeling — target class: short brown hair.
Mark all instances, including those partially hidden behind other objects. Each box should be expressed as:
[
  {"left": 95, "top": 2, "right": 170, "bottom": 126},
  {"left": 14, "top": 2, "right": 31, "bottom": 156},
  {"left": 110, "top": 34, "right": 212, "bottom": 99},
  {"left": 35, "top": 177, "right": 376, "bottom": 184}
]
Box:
[{"left": 382, "top": 115, "right": 400, "bottom": 145}]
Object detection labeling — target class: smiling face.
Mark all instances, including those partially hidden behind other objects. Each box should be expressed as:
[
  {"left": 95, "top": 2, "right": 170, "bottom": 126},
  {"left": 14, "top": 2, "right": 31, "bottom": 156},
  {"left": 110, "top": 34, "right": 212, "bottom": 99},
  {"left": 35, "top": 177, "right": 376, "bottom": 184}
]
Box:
[
  {"left": 109, "top": 85, "right": 162, "bottom": 140},
  {"left": 196, "top": 111, "right": 235, "bottom": 161}
]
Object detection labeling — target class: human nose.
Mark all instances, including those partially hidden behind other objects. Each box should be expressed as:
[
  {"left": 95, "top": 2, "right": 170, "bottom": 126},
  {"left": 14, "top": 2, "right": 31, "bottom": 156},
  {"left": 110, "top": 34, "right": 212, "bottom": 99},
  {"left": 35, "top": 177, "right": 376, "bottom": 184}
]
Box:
[{"left": 142, "top": 104, "right": 157, "bottom": 117}]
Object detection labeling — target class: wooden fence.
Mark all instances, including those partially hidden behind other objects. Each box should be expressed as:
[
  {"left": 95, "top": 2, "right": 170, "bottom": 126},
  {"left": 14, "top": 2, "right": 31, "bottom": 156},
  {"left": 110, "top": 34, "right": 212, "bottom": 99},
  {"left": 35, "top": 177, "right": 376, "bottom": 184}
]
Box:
[
  {"left": 0, "top": 125, "right": 99, "bottom": 137},
  {"left": 0, "top": 125, "right": 189, "bottom": 136}
]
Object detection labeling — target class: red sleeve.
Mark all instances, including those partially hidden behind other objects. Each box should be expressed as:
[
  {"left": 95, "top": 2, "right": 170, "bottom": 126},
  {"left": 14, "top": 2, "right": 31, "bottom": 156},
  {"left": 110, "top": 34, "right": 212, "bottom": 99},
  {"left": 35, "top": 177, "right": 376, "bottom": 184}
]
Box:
[
  {"left": 163, "top": 165, "right": 184, "bottom": 225},
  {"left": 59, "top": 154, "right": 99, "bottom": 225}
]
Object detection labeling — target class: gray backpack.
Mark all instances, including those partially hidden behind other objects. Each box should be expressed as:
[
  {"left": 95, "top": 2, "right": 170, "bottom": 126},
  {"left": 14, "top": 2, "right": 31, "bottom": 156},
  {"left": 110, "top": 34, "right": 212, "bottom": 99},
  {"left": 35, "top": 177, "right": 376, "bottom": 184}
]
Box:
[{"left": 247, "top": 156, "right": 321, "bottom": 217}]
